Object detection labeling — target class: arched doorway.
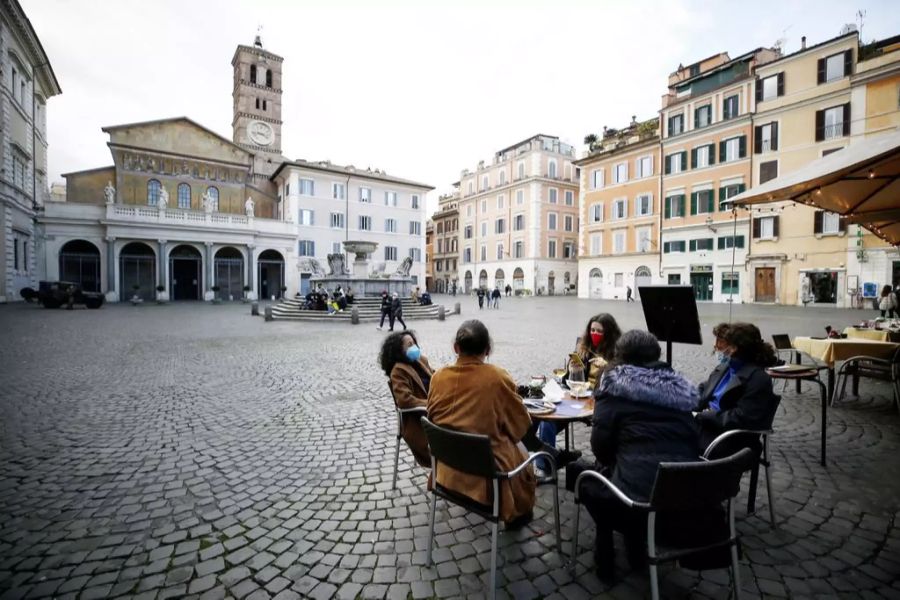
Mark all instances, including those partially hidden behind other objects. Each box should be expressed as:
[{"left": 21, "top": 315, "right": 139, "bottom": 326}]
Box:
[
  {"left": 563, "top": 272, "right": 571, "bottom": 294},
  {"left": 548, "top": 271, "right": 556, "bottom": 295},
  {"left": 635, "top": 266, "right": 652, "bottom": 300},
  {"left": 589, "top": 268, "right": 603, "bottom": 298},
  {"left": 119, "top": 241, "right": 156, "bottom": 301},
  {"left": 215, "top": 246, "right": 244, "bottom": 300},
  {"left": 464, "top": 271, "right": 473, "bottom": 294},
  {"left": 59, "top": 240, "right": 100, "bottom": 292},
  {"left": 495, "top": 269, "right": 505, "bottom": 290},
  {"left": 169, "top": 244, "right": 202, "bottom": 300},
  {"left": 513, "top": 268, "right": 524, "bottom": 292},
  {"left": 258, "top": 249, "right": 284, "bottom": 300},
  {"left": 479, "top": 269, "right": 488, "bottom": 289}
]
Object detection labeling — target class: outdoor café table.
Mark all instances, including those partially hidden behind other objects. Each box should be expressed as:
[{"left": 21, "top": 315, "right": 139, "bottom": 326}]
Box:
[
  {"left": 792, "top": 336, "right": 900, "bottom": 401},
  {"left": 524, "top": 379, "right": 593, "bottom": 452},
  {"left": 843, "top": 327, "right": 900, "bottom": 343}
]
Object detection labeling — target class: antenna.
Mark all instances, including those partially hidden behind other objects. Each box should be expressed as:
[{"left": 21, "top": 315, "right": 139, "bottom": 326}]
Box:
[{"left": 856, "top": 9, "right": 866, "bottom": 39}]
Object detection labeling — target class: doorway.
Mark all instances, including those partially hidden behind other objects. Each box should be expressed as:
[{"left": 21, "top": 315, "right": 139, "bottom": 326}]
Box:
[
  {"left": 755, "top": 268, "right": 776, "bottom": 302},
  {"left": 170, "top": 245, "right": 201, "bottom": 300},
  {"left": 634, "top": 266, "right": 652, "bottom": 300},
  {"left": 119, "top": 241, "right": 156, "bottom": 301},
  {"left": 258, "top": 249, "right": 285, "bottom": 300},
  {"left": 214, "top": 247, "right": 244, "bottom": 301},
  {"left": 59, "top": 239, "right": 101, "bottom": 292},
  {"left": 589, "top": 269, "right": 603, "bottom": 298},
  {"left": 690, "top": 272, "right": 713, "bottom": 301}
]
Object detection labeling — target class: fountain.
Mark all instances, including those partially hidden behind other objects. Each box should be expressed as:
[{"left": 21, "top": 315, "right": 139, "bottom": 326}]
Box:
[{"left": 310, "top": 240, "right": 413, "bottom": 297}]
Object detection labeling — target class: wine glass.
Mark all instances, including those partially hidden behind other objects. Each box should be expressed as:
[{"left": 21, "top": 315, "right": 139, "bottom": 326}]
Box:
[{"left": 568, "top": 364, "right": 586, "bottom": 396}]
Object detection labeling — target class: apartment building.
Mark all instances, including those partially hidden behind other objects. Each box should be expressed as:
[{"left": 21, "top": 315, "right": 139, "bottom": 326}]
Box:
[
  {"left": 660, "top": 47, "right": 780, "bottom": 303},
  {"left": 575, "top": 118, "right": 661, "bottom": 300},
  {"left": 456, "top": 134, "right": 579, "bottom": 295},
  {"left": 431, "top": 193, "right": 459, "bottom": 294},
  {"left": 747, "top": 31, "right": 896, "bottom": 307}
]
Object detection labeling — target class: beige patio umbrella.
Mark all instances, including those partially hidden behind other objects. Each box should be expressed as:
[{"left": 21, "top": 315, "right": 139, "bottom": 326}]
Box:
[{"left": 731, "top": 128, "right": 900, "bottom": 246}]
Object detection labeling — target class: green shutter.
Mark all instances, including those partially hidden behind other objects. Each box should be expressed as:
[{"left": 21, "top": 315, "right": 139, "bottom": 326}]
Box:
[
  {"left": 679, "top": 195, "right": 686, "bottom": 217},
  {"left": 737, "top": 183, "right": 746, "bottom": 194},
  {"left": 708, "top": 143, "right": 716, "bottom": 165},
  {"left": 739, "top": 136, "right": 747, "bottom": 158},
  {"left": 706, "top": 192, "right": 714, "bottom": 213},
  {"left": 664, "top": 197, "right": 671, "bottom": 219},
  {"left": 719, "top": 141, "right": 727, "bottom": 161},
  {"left": 664, "top": 155, "right": 671, "bottom": 175},
  {"left": 737, "top": 236, "right": 745, "bottom": 248},
  {"left": 689, "top": 239, "right": 697, "bottom": 252},
  {"left": 681, "top": 151, "right": 688, "bottom": 171},
  {"left": 719, "top": 187, "right": 726, "bottom": 204},
  {"left": 690, "top": 192, "right": 698, "bottom": 215},
  {"left": 691, "top": 148, "right": 697, "bottom": 169}
]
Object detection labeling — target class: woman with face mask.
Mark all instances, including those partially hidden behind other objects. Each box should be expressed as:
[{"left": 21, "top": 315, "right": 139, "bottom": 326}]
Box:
[{"left": 380, "top": 331, "right": 434, "bottom": 468}]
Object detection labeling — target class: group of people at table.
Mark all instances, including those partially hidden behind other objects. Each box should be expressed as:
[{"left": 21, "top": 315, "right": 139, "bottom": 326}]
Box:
[{"left": 379, "top": 315, "right": 780, "bottom": 583}]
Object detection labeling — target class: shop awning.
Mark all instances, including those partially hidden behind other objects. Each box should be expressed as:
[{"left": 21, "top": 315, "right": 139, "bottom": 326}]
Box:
[{"left": 731, "top": 129, "right": 900, "bottom": 246}]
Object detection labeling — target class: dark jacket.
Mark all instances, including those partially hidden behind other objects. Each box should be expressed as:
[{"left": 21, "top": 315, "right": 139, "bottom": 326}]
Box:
[
  {"left": 391, "top": 297, "right": 403, "bottom": 316},
  {"left": 591, "top": 362, "right": 700, "bottom": 502},
  {"left": 695, "top": 361, "right": 780, "bottom": 445},
  {"left": 380, "top": 295, "right": 391, "bottom": 312},
  {"left": 476, "top": 289, "right": 486, "bottom": 299}
]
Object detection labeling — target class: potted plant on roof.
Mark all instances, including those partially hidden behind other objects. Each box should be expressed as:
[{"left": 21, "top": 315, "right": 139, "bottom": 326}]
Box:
[
  {"left": 130, "top": 284, "right": 142, "bottom": 306},
  {"left": 156, "top": 284, "right": 168, "bottom": 304},
  {"left": 210, "top": 285, "right": 221, "bottom": 304}
]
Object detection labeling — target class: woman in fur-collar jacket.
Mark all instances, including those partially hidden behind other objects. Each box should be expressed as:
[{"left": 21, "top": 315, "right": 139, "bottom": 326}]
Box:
[{"left": 582, "top": 330, "right": 700, "bottom": 581}]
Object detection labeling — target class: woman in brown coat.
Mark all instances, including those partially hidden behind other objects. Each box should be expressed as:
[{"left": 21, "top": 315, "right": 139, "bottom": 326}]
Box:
[
  {"left": 380, "top": 331, "right": 434, "bottom": 467},
  {"left": 427, "top": 320, "right": 536, "bottom": 526}
]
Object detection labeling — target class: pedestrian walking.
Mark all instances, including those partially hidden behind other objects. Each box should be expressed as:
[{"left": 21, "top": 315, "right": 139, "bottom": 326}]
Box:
[
  {"left": 377, "top": 290, "right": 392, "bottom": 330},
  {"left": 879, "top": 284, "right": 898, "bottom": 318},
  {"left": 626, "top": 286, "right": 635, "bottom": 303},
  {"left": 476, "top": 287, "right": 485, "bottom": 310},
  {"left": 505, "top": 284, "right": 512, "bottom": 297},
  {"left": 391, "top": 292, "right": 407, "bottom": 331},
  {"left": 491, "top": 286, "right": 501, "bottom": 309}
]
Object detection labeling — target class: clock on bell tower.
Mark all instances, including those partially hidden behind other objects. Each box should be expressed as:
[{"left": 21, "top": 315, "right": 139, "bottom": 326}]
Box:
[{"left": 232, "top": 35, "right": 284, "bottom": 186}]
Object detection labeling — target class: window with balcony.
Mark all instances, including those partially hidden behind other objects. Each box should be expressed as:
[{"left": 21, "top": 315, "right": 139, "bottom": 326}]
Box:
[
  {"left": 513, "top": 214, "right": 525, "bottom": 230},
  {"left": 614, "top": 162, "right": 628, "bottom": 184},
  {"left": 723, "top": 94, "right": 739, "bottom": 120},
  {"left": 755, "top": 122, "right": 779, "bottom": 153},
  {"left": 637, "top": 155, "right": 653, "bottom": 178},
  {"left": 298, "top": 240, "right": 315, "bottom": 256},
  {"left": 695, "top": 104, "right": 712, "bottom": 128},
  {"left": 359, "top": 187, "right": 371, "bottom": 202},
  {"left": 299, "top": 178, "right": 315, "bottom": 196},
  {"left": 332, "top": 182, "right": 345, "bottom": 200},
  {"left": 548, "top": 213, "right": 557, "bottom": 230},
  {"left": 590, "top": 203, "right": 604, "bottom": 223},
  {"left": 565, "top": 190, "right": 574, "bottom": 206},
  {"left": 635, "top": 194, "right": 652, "bottom": 216},
  {"left": 385, "top": 246, "right": 398, "bottom": 260},
  {"left": 816, "top": 104, "right": 850, "bottom": 141},
  {"left": 613, "top": 198, "right": 627, "bottom": 220},
  {"left": 359, "top": 215, "right": 372, "bottom": 231},
  {"left": 549, "top": 188, "right": 558, "bottom": 204},
  {"left": 147, "top": 179, "right": 161, "bottom": 206},
  {"left": 299, "top": 209, "right": 314, "bottom": 225}
]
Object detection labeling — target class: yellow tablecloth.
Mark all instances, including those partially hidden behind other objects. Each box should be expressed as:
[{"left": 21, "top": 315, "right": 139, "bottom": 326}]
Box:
[
  {"left": 842, "top": 328, "right": 900, "bottom": 342},
  {"left": 793, "top": 336, "right": 899, "bottom": 366}
]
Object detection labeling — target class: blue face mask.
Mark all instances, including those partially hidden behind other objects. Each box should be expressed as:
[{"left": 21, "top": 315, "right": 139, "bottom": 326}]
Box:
[
  {"left": 406, "top": 345, "right": 421, "bottom": 362},
  {"left": 716, "top": 351, "right": 729, "bottom": 364}
]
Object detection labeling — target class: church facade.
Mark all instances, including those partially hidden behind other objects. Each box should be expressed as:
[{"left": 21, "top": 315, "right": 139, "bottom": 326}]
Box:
[{"left": 36, "top": 37, "right": 431, "bottom": 302}]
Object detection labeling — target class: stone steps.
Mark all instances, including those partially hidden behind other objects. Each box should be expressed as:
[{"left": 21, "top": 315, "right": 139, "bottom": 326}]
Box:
[{"left": 270, "top": 297, "right": 445, "bottom": 322}]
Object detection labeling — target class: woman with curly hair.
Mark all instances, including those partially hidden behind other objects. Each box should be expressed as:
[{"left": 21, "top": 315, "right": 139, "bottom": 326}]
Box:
[
  {"left": 695, "top": 322, "right": 780, "bottom": 448},
  {"left": 380, "top": 330, "right": 434, "bottom": 467},
  {"left": 569, "top": 313, "right": 622, "bottom": 389}
]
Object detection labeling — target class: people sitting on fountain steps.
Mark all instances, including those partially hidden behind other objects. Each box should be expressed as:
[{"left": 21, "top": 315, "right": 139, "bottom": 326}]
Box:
[
  {"left": 390, "top": 292, "right": 407, "bottom": 331},
  {"left": 380, "top": 330, "right": 434, "bottom": 467},
  {"left": 695, "top": 322, "right": 780, "bottom": 450},
  {"left": 377, "top": 290, "right": 392, "bottom": 330},
  {"left": 411, "top": 287, "right": 421, "bottom": 304},
  {"left": 345, "top": 287, "right": 355, "bottom": 305}
]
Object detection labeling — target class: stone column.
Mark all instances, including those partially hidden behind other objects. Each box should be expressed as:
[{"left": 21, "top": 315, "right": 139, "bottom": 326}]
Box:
[
  {"left": 106, "top": 237, "right": 117, "bottom": 300},
  {"left": 204, "top": 242, "right": 214, "bottom": 291},
  {"left": 158, "top": 240, "right": 168, "bottom": 289},
  {"left": 247, "top": 245, "right": 257, "bottom": 298}
]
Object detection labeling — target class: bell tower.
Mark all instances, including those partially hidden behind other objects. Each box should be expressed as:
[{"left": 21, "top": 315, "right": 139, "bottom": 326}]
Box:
[{"left": 232, "top": 35, "right": 284, "bottom": 188}]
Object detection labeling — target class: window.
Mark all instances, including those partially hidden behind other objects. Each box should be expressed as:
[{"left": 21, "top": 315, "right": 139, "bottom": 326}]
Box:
[
  {"left": 359, "top": 215, "right": 372, "bottom": 231},
  {"left": 147, "top": 179, "right": 161, "bottom": 206},
  {"left": 481, "top": 175, "right": 489, "bottom": 191},
  {"left": 613, "top": 198, "right": 627, "bottom": 220},
  {"left": 204, "top": 187, "right": 219, "bottom": 211},
  {"left": 517, "top": 162, "right": 525, "bottom": 179},
  {"left": 758, "top": 73, "right": 784, "bottom": 101},
  {"left": 614, "top": 273, "right": 624, "bottom": 287},
  {"left": 635, "top": 194, "right": 652, "bottom": 216},
  {"left": 637, "top": 156, "right": 653, "bottom": 178},
  {"left": 721, "top": 136, "right": 746, "bottom": 162},
  {"left": 591, "top": 169, "right": 604, "bottom": 189},
  {"left": 691, "top": 189, "right": 715, "bottom": 215},
  {"left": 507, "top": 241, "right": 521, "bottom": 258},
  {"left": 719, "top": 183, "right": 746, "bottom": 208},
  {"left": 437, "top": 239, "right": 443, "bottom": 253},
  {"left": 814, "top": 210, "right": 844, "bottom": 234},
  {"left": 496, "top": 244, "right": 504, "bottom": 260},
  {"left": 516, "top": 190, "right": 524, "bottom": 205},
  {"left": 481, "top": 200, "right": 487, "bottom": 213},
  {"left": 664, "top": 194, "right": 686, "bottom": 219},
  {"left": 590, "top": 233, "right": 602, "bottom": 255},
  {"left": 495, "top": 218, "right": 506, "bottom": 234},
  {"left": 563, "top": 242, "right": 575, "bottom": 259},
  {"left": 332, "top": 183, "right": 346, "bottom": 200},
  {"left": 665, "top": 151, "right": 686, "bottom": 174},
  {"left": 564, "top": 215, "right": 574, "bottom": 232},
  {"left": 663, "top": 241, "right": 686, "bottom": 253},
  {"left": 11, "top": 153, "right": 24, "bottom": 188},
  {"left": 753, "top": 216, "right": 779, "bottom": 239},
  {"left": 723, "top": 94, "right": 739, "bottom": 120},
  {"left": 613, "top": 231, "right": 626, "bottom": 254},
  {"left": 668, "top": 274, "right": 682, "bottom": 285},
  {"left": 548, "top": 188, "right": 558, "bottom": 204},
  {"left": 384, "top": 191, "right": 397, "bottom": 206},
  {"left": 410, "top": 221, "right": 421, "bottom": 235},
  {"left": 548, "top": 214, "right": 557, "bottom": 230},
  {"left": 411, "top": 194, "right": 420, "bottom": 209},
  {"left": 299, "top": 178, "right": 315, "bottom": 196},
  {"left": 466, "top": 204, "right": 473, "bottom": 217},
  {"left": 565, "top": 190, "right": 574, "bottom": 206},
  {"left": 332, "top": 242, "right": 342, "bottom": 254},
  {"left": 435, "top": 260, "right": 442, "bottom": 272},
  {"left": 464, "top": 225, "right": 473, "bottom": 239},
  {"left": 721, "top": 272, "right": 740, "bottom": 295},
  {"left": 330, "top": 212, "right": 345, "bottom": 228},
  {"left": 692, "top": 144, "right": 713, "bottom": 169},
  {"left": 481, "top": 222, "right": 487, "bottom": 237},
  {"left": 668, "top": 113, "right": 684, "bottom": 136},
  {"left": 636, "top": 227, "right": 652, "bottom": 252},
  {"left": 177, "top": 183, "right": 191, "bottom": 209},
  {"left": 451, "top": 239, "right": 458, "bottom": 252},
  {"left": 689, "top": 238, "right": 714, "bottom": 251},
  {"left": 385, "top": 246, "right": 398, "bottom": 261},
  {"left": 298, "top": 240, "right": 315, "bottom": 256},
  {"left": 266, "top": 70, "right": 273, "bottom": 87},
  {"left": 299, "top": 209, "right": 314, "bottom": 225},
  {"left": 614, "top": 162, "right": 628, "bottom": 184},
  {"left": 590, "top": 203, "right": 604, "bottom": 223},
  {"left": 480, "top": 245, "right": 486, "bottom": 261},
  {"left": 12, "top": 236, "right": 18, "bottom": 270},
  {"left": 755, "top": 122, "right": 779, "bottom": 153},
  {"left": 499, "top": 171, "right": 506, "bottom": 185},
  {"left": 717, "top": 235, "right": 745, "bottom": 249},
  {"left": 548, "top": 160, "right": 558, "bottom": 178},
  {"left": 467, "top": 181, "right": 474, "bottom": 195},
  {"left": 262, "top": 100, "right": 267, "bottom": 111},
  {"left": 514, "top": 214, "right": 525, "bottom": 230},
  {"left": 385, "top": 218, "right": 397, "bottom": 233},
  {"left": 496, "top": 195, "right": 504, "bottom": 210},
  {"left": 695, "top": 105, "right": 712, "bottom": 128},
  {"left": 359, "top": 187, "right": 371, "bottom": 202},
  {"left": 409, "top": 248, "right": 421, "bottom": 261},
  {"left": 548, "top": 240, "right": 557, "bottom": 258},
  {"left": 759, "top": 160, "right": 778, "bottom": 184},
  {"left": 817, "top": 104, "right": 849, "bottom": 141},
  {"left": 464, "top": 248, "right": 472, "bottom": 263},
  {"left": 819, "top": 50, "right": 851, "bottom": 84}
]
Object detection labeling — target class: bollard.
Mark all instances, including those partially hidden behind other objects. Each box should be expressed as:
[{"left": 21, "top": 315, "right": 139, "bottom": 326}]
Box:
[
  {"left": 438, "top": 305, "right": 446, "bottom": 321},
  {"left": 264, "top": 305, "right": 273, "bottom": 322},
  {"left": 454, "top": 302, "right": 461, "bottom": 315},
  {"left": 351, "top": 307, "right": 360, "bottom": 324},
  {"left": 251, "top": 301, "right": 259, "bottom": 316}
]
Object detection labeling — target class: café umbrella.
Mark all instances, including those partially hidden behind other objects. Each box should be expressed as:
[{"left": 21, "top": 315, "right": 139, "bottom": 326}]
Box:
[{"left": 730, "top": 129, "right": 900, "bottom": 246}]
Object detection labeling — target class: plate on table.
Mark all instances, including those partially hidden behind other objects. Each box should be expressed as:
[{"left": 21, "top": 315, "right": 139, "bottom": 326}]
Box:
[
  {"left": 566, "top": 380, "right": 593, "bottom": 398},
  {"left": 523, "top": 399, "right": 556, "bottom": 415}
]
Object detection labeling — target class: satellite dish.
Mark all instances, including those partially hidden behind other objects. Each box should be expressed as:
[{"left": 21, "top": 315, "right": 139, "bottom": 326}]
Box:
[{"left": 840, "top": 23, "right": 858, "bottom": 35}]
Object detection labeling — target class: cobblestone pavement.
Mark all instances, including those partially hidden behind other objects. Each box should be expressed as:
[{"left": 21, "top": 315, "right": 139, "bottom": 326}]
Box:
[{"left": 1, "top": 296, "right": 899, "bottom": 600}]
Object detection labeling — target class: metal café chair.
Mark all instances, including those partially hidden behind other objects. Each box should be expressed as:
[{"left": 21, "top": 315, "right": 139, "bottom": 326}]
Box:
[
  {"left": 420, "top": 417, "right": 560, "bottom": 600},
  {"left": 387, "top": 381, "right": 428, "bottom": 490},
  {"left": 771, "top": 334, "right": 828, "bottom": 392},
  {"left": 571, "top": 448, "right": 755, "bottom": 600},
  {"left": 704, "top": 429, "right": 777, "bottom": 528},
  {"left": 833, "top": 346, "right": 900, "bottom": 411},
  {"left": 766, "top": 365, "right": 828, "bottom": 465}
]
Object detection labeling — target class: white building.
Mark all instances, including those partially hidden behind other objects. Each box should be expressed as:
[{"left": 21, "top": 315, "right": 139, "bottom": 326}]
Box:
[
  {"left": 0, "top": 0, "right": 61, "bottom": 302},
  {"left": 271, "top": 161, "right": 432, "bottom": 293}
]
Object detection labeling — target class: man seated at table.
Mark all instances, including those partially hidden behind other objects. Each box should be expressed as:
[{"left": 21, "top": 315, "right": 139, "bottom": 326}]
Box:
[
  {"left": 427, "top": 319, "right": 537, "bottom": 529},
  {"left": 695, "top": 322, "right": 780, "bottom": 449}
]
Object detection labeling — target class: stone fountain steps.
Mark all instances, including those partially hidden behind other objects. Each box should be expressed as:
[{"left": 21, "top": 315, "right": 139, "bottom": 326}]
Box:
[{"left": 270, "top": 297, "right": 446, "bottom": 322}]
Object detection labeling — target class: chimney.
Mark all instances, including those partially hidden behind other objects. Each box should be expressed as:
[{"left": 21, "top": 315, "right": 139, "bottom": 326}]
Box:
[{"left": 801, "top": 36, "right": 807, "bottom": 50}]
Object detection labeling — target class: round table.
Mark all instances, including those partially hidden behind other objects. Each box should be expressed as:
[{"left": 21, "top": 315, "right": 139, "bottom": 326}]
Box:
[{"left": 526, "top": 393, "right": 593, "bottom": 451}]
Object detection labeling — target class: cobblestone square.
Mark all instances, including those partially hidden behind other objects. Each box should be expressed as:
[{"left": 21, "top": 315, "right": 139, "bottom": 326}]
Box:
[{"left": 1, "top": 296, "right": 899, "bottom": 599}]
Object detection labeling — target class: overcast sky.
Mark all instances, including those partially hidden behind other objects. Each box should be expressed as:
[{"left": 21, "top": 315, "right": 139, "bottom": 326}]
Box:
[{"left": 23, "top": 0, "right": 900, "bottom": 216}]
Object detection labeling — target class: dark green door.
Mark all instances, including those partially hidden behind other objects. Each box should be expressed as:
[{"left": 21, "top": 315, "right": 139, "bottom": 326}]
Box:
[{"left": 691, "top": 273, "right": 713, "bottom": 301}]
